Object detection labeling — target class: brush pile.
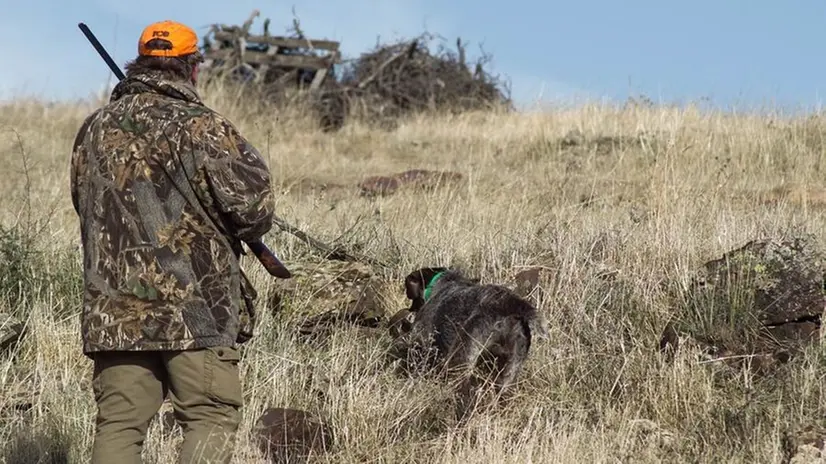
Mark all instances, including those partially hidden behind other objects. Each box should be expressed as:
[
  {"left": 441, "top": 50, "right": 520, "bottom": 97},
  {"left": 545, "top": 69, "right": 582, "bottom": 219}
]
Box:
[{"left": 313, "top": 33, "right": 512, "bottom": 131}]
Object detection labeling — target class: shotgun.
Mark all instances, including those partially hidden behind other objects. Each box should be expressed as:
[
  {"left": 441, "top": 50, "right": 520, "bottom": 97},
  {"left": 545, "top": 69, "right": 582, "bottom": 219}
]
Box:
[{"left": 78, "top": 22, "right": 291, "bottom": 279}]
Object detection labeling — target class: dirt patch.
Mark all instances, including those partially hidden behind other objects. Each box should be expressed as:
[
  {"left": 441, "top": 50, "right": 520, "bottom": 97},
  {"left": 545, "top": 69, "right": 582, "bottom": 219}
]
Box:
[
  {"left": 359, "top": 169, "right": 463, "bottom": 197},
  {"left": 551, "top": 129, "right": 661, "bottom": 159},
  {"left": 254, "top": 407, "right": 335, "bottom": 463},
  {"left": 754, "top": 184, "right": 826, "bottom": 210}
]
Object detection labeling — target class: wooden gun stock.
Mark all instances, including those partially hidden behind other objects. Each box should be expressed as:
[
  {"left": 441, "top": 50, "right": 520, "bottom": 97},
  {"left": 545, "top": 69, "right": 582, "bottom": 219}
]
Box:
[{"left": 246, "top": 239, "right": 292, "bottom": 278}]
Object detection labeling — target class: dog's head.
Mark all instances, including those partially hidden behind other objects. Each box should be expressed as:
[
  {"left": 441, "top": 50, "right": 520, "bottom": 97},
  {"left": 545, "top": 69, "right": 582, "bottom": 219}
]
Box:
[
  {"left": 403, "top": 267, "right": 449, "bottom": 311},
  {"left": 404, "top": 267, "right": 482, "bottom": 311}
]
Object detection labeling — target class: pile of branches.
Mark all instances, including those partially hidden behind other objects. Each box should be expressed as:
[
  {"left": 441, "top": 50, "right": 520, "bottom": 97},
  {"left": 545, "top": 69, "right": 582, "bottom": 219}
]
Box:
[
  {"left": 312, "top": 33, "right": 513, "bottom": 131},
  {"left": 199, "top": 9, "right": 340, "bottom": 99}
]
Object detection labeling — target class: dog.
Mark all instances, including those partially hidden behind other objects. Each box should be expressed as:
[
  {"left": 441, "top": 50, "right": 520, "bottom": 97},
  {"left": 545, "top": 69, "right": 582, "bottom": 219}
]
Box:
[{"left": 391, "top": 266, "right": 540, "bottom": 423}]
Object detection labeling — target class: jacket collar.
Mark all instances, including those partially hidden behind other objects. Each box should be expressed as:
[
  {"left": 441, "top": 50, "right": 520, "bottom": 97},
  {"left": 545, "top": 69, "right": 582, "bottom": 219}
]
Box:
[{"left": 110, "top": 71, "right": 203, "bottom": 105}]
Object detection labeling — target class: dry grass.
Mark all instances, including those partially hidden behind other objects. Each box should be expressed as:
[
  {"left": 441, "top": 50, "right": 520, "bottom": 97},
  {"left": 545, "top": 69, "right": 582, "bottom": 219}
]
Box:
[{"left": 0, "top": 81, "right": 825, "bottom": 463}]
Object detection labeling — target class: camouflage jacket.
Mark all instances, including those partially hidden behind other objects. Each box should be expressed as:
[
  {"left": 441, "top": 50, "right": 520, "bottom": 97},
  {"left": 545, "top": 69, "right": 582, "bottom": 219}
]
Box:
[{"left": 70, "top": 71, "right": 275, "bottom": 355}]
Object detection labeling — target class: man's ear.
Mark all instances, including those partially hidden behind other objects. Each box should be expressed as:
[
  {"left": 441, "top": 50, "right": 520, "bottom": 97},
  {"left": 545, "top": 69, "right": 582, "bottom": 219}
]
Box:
[
  {"left": 191, "top": 63, "right": 200, "bottom": 85},
  {"left": 404, "top": 267, "right": 448, "bottom": 301}
]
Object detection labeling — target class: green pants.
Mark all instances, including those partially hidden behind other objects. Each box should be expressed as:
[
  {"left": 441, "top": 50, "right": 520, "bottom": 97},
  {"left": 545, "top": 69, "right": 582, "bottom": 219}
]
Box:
[{"left": 89, "top": 346, "right": 244, "bottom": 464}]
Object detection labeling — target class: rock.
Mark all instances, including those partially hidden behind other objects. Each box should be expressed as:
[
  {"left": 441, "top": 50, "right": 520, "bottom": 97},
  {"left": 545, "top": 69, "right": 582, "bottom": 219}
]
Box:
[
  {"left": 667, "top": 235, "right": 825, "bottom": 369},
  {"left": 508, "top": 267, "right": 550, "bottom": 340},
  {"left": 694, "top": 235, "right": 825, "bottom": 326},
  {"left": 269, "top": 260, "right": 383, "bottom": 315},
  {"left": 254, "top": 407, "right": 335, "bottom": 464},
  {"left": 784, "top": 425, "right": 826, "bottom": 464},
  {"left": 512, "top": 267, "right": 543, "bottom": 301},
  {"left": 268, "top": 259, "right": 388, "bottom": 341},
  {"left": 359, "top": 169, "right": 463, "bottom": 197}
]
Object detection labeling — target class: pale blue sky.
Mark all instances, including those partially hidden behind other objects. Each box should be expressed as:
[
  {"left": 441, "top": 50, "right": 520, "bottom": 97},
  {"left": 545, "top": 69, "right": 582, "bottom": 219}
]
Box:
[{"left": 1, "top": 0, "right": 823, "bottom": 112}]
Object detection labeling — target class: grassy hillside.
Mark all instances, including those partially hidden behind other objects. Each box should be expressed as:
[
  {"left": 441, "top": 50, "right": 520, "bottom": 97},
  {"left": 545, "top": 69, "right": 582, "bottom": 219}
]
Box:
[{"left": 0, "top": 83, "right": 824, "bottom": 463}]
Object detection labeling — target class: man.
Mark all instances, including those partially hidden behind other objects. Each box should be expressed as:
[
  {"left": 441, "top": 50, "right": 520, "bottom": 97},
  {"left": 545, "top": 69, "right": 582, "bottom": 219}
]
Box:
[{"left": 70, "top": 20, "right": 274, "bottom": 463}]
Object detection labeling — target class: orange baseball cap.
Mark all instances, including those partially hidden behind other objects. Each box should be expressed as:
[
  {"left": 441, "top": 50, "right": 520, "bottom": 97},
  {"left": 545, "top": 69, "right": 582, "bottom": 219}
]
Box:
[{"left": 138, "top": 20, "right": 199, "bottom": 57}]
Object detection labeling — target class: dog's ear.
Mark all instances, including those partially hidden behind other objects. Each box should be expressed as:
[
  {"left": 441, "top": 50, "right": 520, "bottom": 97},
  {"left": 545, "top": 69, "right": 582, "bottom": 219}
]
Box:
[{"left": 404, "top": 267, "right": 448, "bottom": 301}]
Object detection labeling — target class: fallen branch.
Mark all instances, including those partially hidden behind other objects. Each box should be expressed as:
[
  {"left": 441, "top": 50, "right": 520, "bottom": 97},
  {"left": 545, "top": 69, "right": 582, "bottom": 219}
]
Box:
[
  {"left": 271, "top": 215, "right": 391, "bottom": 268},
  {"left": 356, "top": 39, "right": 418, "bottom": 90}
]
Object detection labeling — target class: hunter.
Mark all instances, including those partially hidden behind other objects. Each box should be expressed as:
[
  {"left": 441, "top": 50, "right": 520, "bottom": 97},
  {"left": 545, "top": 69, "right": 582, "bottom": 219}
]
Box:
[{"left": 70, "top": 20, "right": 274, "bottom": 463}]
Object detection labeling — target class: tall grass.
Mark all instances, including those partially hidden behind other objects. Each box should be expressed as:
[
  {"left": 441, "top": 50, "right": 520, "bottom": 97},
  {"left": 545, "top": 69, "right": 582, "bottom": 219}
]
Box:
[{"left": 0, "top": 82, "right": 824, "bottom": 463}]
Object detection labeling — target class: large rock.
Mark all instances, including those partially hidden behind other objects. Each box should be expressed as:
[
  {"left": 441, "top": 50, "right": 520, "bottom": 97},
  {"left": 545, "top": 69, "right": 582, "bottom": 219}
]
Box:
[
  {"left": 694, "top": 235, "right": 825, "bottom": 326},
  {"left": 664, "top": 235, "right": 825, "bottom": 367},
  {"left": 266, "top": 259, "right": 388, "bottom": 341}
]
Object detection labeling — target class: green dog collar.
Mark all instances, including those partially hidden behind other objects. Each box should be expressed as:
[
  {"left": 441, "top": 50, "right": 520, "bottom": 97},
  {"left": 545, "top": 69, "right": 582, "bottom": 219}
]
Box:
[{"left": 422, "top": 271, "right": 445, "bottom": 301}]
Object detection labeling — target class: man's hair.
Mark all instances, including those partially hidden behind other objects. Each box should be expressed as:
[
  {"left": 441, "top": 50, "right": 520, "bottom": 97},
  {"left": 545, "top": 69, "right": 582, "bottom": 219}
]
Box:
[{"left": 124, "top": 38, "right": 204, "bottom": 81}]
